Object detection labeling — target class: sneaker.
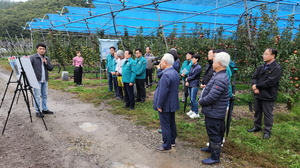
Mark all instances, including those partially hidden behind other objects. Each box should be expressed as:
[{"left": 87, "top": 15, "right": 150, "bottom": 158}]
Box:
[
  {"left": 189, "top": 112, "right": 200, "bottom": 118},
  {"left": 186, "top": 110, "right": 194, "bottom": 116}
]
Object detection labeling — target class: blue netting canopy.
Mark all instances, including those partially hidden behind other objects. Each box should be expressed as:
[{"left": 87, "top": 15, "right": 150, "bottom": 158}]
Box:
[{"left": 24, "top": 0, "right": 300, "bottom": 37}]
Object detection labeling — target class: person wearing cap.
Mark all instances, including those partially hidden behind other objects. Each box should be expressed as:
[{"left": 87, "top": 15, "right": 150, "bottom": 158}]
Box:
[
  {"left": 115, "top": 50, "right": 125, "bottom": 100},
  {"left": 186, "top": 54, "right": 202, "bottom": 119},
  {"left": 180, "top": 51, "right": 193, "bottom": 102},
  {"left": 135, "top": 49, "right": 147, "bottom": 103},
  {"left": 122, "top": 49, "right": 136, "bottom": 110},
  {"left": 198, "top": 52, "right": 230, "bottom": 165}
]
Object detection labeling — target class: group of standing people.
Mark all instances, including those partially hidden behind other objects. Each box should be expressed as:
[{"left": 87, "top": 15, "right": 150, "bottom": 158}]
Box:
[
  {"left": 28, "top": 42, "right": 282, "bottom": 166},
  {"left": 106, "top": 46, "right": 156, "bottom": 110},
  {"left": 151, "top": 47, "right": 282, "bottom": 166}
]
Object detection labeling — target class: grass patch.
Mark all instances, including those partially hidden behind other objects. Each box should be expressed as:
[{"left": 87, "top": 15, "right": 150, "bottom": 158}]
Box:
[{"left": 235, "top": 84, "right": 250, "bottom": 90}]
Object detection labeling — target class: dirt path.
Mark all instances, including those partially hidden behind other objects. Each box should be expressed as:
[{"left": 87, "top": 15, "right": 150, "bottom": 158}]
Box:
[{"left": 0, "top": 67, "right": 231, "bottom": 168}]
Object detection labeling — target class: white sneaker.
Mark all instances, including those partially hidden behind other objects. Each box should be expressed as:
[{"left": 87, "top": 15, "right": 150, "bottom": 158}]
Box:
[
  {"left": 186, "top": 110, "right": 194, "bottom": 116},
  {"left": 189, "top": 112, "right": 200, "bottom": 118}
]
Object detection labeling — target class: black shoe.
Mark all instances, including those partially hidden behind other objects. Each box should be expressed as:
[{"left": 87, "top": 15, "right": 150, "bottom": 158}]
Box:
[
  {"left": 135, "top": 99, "right": 141, "bottom": 102},
  {"left": 247, "top": 127, "right": 262, "bottom": 132},
  {"left": 128, "top": 107, "right": 135, "bottom": 111},
  {"left": 42, "top": 110, "right": 54, "bottom": 114},
  {"left": 155, "top": 146, "right": 171, "bottom": 152},
  {"left": 36, "top": 113, "right": 44, "bottom": 118},
  {"left": 263, "top": 133, "right": 270, "bottom": 139},
  {"left": 140, "top": 99, "right": 145, "bottom": 103}
]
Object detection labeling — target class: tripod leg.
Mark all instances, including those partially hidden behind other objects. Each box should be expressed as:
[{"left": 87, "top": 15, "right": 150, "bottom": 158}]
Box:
[
  {"left": 19, "top": 84, "right": 33, "bottom": 123},
  {"left": 16, "top": 89, "right": 21, "bottom": 104},
  {"left": 2, "top": 80, "right": 22, "bottom": 135},
  {"left": 0, "top": 70, "right": 14, "bottom": 109},
  {"left": 29, "top": 88, "right": 48, "bottom": 130}
]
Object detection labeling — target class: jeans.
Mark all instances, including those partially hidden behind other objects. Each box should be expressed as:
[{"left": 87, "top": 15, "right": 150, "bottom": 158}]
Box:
[
  {"left": 188, "top": 87, "right": 199, "bottom": 113},
  {"left": 33, "top": 82, "right": 49, "bottom": 113}
]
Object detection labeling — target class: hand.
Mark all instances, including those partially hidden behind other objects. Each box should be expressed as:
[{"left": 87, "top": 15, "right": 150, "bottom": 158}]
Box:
[
  {"left": 200, "top": 84, "right": 206, "bottom": 89},
  {"left": 111, "top": 72, "right": 115, "bottom": 75},
  {"left": 180, "top": 74, "right": 185, "bottom": 77},
  {"left": 43, "top": 57, "right": 47, "bottom": 64},
  {"left": 129, "top": 82, "right": 133, "bottom": 86},
  {"left": 252, "top": 84, "right": 257, "bottom": 91},
  {"left": 254, "top": 89, "right": 260, "bottom": 94},
  {"left": 185, "top": 82, "right": 189, "bottom": 86},
  {"left": 157, "top": 108, "right": 162, "bottom": 112}
]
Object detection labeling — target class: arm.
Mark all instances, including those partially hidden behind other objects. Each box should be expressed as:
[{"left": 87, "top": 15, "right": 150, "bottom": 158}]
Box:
[
  {"left": 156, "top": 74, "right": 171, "bottom": 109},
  {"left": 130, "top": 61, "right": 136, "bottom": 83},
  {"left": 72, "top": 57, "right": 75, "bottom": 66},
  {"left": 251, "top": 67, "right": 259, "bottom": 86},
  {"left": 256, "top": 66, "right": 282, "bottom": 89},
  {"left": 187, "top": 66, "right": 202, "bottom": 81},
  {"left": 44, "top": 57, "right": 54, "bottom": 71},
  {"left": 199, "top": 79, "right": 227, "bottom": 106}
]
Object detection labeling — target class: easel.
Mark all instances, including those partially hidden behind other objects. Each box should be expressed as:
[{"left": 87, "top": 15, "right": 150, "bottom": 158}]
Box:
[{"left": 0, "top": 57, "right": 47, "bottom": 135}]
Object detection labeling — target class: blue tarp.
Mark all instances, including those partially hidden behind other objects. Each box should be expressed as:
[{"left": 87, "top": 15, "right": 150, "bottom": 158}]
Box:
[{"left": 25, "top": 0, "right": 300, "bottom": 36}]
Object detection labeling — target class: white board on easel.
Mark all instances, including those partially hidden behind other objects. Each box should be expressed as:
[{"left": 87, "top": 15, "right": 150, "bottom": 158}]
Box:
[{"left": 19, "top": 57, "right": 39, "bottom": 89}]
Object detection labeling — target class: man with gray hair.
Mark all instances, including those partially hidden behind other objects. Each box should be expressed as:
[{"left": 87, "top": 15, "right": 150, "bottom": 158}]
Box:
[
  {"left": 153, "top": 53, "right": 180, "bottom": 152},
  {"left": 199, "top": 52, "right": 230, "bottom": 165},
  {"left": 114, "top": 50, "right": 125, "bottom": 100}
]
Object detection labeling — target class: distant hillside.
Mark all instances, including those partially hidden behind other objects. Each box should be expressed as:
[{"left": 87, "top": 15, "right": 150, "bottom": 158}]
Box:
[{"left": 0, "top": 0, "right": 93, "bottom": 39}]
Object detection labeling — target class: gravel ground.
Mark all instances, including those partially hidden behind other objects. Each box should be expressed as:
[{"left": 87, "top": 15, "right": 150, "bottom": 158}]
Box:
[{"left": 0, "top": 67, "right": 233, "bottom": 168}]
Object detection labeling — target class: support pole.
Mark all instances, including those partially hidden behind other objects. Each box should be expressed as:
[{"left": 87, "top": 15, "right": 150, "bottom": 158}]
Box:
[
  {"left": 110, "top": 6, "right": 124, "bottom": 49},
  {"left": 244, "top": 0, "right": 252, "bottom": 42},
  {"left": 153, "top": 0, "right": 169, "bottom": 50}
]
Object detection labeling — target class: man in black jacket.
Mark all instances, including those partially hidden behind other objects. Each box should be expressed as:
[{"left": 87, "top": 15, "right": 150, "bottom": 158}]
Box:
[
  {"left": 200, "top": 49, "right": 215, "bottom": 89},
  {"left": 30, "top": 43, "right": 54, "bottom": 118},
  {"left": 247, "top": 48, "right": 282, "bottom": 139}
]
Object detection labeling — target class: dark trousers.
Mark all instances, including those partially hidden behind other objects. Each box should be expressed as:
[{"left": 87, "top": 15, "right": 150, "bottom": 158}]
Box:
[
  {"left": 108, "top": 72, "right": 113, "bottom": 91},
  {"left": 135, "top": 78, "right": 146, "bottom": 101},
  {"left": 146, "top": 69, "right": 153, "bottom": 85},
  {"left": 113, "top": 77, "right": 118, "bottom": 96},
  {"left": 205, "top": 116, "right": 225, "bottom": 144},
  {"left": 254, "top": 98, "right": 274, "bottom": 134},
  {"left": 124, "top": 83, "right": 135, "bottom": 108},
  {"left": 74, "top": 66, "right": 82, "bottom": 84},
  {"left": 159, "top": 112, "right": 177, "bottom": 149}
]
